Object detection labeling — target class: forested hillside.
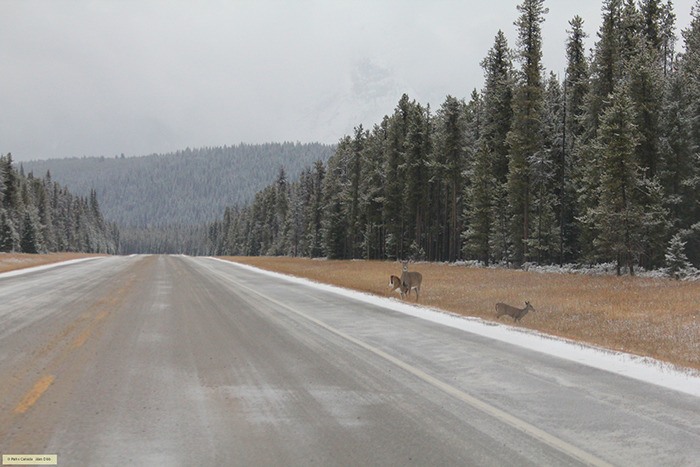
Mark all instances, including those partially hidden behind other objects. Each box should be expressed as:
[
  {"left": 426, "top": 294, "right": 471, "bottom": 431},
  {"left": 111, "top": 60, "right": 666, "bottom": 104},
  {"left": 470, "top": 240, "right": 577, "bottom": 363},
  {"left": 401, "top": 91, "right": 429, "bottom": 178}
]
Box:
[
  {"left": 24, "top": 143, "right": 334, "bottom": 227},
  {"left": 0, "top": 153, "right": 118, "bottom": 254},
  {"left": 25, "top": 143, "right": 333, "bottom": 253},
  {"left": 208, "top": 0, "right": 700, "bottom": 276}
]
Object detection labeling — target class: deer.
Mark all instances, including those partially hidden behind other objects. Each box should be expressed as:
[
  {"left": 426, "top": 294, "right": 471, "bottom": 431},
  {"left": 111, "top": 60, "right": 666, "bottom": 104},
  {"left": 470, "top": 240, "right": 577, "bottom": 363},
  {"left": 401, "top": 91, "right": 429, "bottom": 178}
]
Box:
[
  {"left": 387, "top": 275, "right": 404, "bottom": 295},
  {"left": 495, "top": 301, "right": 535, "bottom": 322},
  {"left": 400, "top": 260, "right": 422, "bottom": 301}
]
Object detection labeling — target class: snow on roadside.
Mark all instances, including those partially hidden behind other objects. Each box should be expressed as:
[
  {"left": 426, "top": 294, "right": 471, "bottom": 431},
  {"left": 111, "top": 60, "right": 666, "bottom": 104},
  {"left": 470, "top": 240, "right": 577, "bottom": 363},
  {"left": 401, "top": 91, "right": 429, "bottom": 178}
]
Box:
[
  {"left": 213, "top": 257, "right": 700, "bottom": 398},
  {"left": 0, "top": 257, "right": 100, "bottom": 279}
]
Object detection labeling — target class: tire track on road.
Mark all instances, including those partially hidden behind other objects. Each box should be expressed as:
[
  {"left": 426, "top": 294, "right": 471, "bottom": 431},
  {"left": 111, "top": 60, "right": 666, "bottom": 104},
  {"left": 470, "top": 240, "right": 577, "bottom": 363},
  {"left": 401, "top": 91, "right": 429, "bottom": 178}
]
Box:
[
  {"left": 204, "top": 258, "right": 614, "bottom": 467},
  {"left": 0, "top": 256, "right": 154, "bottom": 453}
]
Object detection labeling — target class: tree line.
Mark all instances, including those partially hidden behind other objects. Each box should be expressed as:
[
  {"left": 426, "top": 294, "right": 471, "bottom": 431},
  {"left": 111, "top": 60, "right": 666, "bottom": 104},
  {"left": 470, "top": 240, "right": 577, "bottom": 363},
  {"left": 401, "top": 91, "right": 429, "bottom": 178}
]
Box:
[
  {"left": 24, "top": 142, "right": 334, "bottom": 254},
  {"left": 207, "top": 0, "right": 700, "bottom": 275},
  {"left": 0, "top": 153, "right": 118, "bottom": 254}
]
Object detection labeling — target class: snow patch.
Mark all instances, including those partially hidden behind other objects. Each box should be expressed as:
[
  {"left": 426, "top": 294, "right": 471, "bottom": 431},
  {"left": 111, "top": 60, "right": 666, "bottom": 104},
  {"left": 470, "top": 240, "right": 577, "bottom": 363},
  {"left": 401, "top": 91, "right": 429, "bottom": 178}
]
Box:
[
  {"left": 0, "top": 257, "right": 100, "bottom": 279},
  {"left": 211, "top": 257, "right": 700, "bottom": 398}
]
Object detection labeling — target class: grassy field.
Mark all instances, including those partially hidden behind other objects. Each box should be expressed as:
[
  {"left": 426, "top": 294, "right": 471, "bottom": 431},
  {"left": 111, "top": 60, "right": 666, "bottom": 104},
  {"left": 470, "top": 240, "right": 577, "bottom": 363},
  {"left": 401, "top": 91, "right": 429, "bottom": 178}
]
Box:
[
  {"left": 223, "top": 256, "right": 700, "bottom": 371},
  {"left": 0, "top": 252, "right": 101, "bottom": 274}
]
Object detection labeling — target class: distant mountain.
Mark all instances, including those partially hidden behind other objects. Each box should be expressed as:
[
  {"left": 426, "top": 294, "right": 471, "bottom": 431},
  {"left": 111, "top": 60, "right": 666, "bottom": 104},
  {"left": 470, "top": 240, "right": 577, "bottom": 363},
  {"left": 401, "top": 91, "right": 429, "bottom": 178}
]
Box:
[
  {"left": 300, "top": 59, "right": 414, "bottom": 142},
  {"left": 24, "top": 142, "right": 335, "bottom": 228}
]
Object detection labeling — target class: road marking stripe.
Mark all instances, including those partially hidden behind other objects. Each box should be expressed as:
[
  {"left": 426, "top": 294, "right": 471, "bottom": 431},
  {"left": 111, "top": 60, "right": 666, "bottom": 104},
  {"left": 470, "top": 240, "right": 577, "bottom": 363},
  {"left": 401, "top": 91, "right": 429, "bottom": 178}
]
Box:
[
  {"left": 209, "top": 258, "right": 613, "bottom": 467},
  {"left": 14, "top": 375, "right": 55, "bottom": 414}
]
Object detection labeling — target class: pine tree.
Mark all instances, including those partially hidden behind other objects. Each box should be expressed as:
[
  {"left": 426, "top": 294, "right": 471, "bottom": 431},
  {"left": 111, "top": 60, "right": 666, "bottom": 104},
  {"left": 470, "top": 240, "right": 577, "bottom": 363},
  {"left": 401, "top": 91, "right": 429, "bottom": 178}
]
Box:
[
  {"left": 322, "top": 140, "right": 350, "bottom": 259},
  {"left": 307, "top": 160, "right": 326, "bottom": 258},
  {"left": 433, "top": 95, "right": 467, "bottom": 262},
  {"left": 0, "top": 209, "right": 18, "bottom": 252},
  {"left": 563, "top": 16, "right": 590, "bottom": 263},
  {"left": 359, "top": 122, "right": 388, "bottom": 259},
  {"left": 506, "top": 0, "right": 548, "bottom": 265},
  {"left": 463, "top": 139, "right": 493, "bottom": 264},
  {"left": 577, "top": 0, "right": 625, "bottom": 264},
  {"left": 589, "top": 86, "right": 644, "bottom": 275},
  {"left": 480, "top": 31, "right": 514, "bottom": 263},
  {"left": 348, "top": 126, "right": 367, "bottom": 258},
  {"left": 679, "top": 1, "right": 700, "bottom": 236},
  {"left": 383, "top": 95, "right": 412, "bottom": 259},
  {"left": 530, "top": 73, "right": 563, "bottom": 264},
  {"left": 585, "top": 0, "right": 623, "bottom": 137},
  {"left": 481, "top": 30, "right": 514, "bottom": 183},
  {"left": 665, "top": 233, "right": 692, "bottom": 279},
  {"left": 20, "top": 210, "right": 40, "bottom": 254}
]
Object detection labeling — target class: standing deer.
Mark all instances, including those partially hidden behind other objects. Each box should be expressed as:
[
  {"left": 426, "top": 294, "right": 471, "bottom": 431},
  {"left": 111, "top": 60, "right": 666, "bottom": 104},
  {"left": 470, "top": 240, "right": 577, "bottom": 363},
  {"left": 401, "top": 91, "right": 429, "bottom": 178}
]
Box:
[
  {"left": 400, "top": 261, "right": 422, "bottom": 301},
  {"left": 495, "top": 301, "right": 535, "bottom": 322}
]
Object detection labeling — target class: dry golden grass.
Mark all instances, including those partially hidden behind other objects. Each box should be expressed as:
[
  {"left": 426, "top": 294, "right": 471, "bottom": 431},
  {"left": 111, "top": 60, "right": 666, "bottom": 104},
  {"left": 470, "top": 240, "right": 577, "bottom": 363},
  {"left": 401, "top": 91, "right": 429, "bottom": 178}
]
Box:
[
  {"left": 224, "top": 256, "right": 700, "bottom": 371},
  {"left": 0, "top": 252, "right": 103, "bottom": 274}
]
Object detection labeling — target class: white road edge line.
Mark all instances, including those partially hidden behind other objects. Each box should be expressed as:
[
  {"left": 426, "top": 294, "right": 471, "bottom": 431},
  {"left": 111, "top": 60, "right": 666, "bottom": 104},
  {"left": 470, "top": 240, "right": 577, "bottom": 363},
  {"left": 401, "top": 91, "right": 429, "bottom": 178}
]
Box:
[
  {"left": 204, "top": 257, "right": 613, "bottom": 467},
  {"left": 206, "top": 257, "right": 700, "bottom": 398}
]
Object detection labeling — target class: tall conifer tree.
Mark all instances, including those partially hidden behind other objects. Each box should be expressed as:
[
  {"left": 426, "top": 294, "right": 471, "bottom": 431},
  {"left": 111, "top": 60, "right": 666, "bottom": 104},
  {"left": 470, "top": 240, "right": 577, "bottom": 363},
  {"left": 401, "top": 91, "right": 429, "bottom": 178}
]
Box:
[{"left": 506, "top": 0, "right": 548, "bottom": 264}]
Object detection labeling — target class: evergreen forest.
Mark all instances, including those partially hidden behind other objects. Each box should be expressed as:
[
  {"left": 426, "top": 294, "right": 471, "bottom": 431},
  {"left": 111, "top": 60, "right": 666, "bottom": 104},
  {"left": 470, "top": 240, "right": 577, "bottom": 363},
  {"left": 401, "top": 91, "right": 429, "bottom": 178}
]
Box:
[
  {"left": 207, "top": 0, "right": 700, "bottom": 275},
  {"left": 25, "top": 142, "right": 334, "bottom": 254},
  {"left": 0, "top": 153, "right": 118, "bottom": 254}
]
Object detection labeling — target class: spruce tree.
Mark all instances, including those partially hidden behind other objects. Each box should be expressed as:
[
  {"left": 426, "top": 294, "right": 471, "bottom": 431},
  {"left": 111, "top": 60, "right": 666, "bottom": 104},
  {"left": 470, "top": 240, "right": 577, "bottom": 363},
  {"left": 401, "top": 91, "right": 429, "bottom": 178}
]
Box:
[
  {"left": 383, "top": 94, "right": 412, "bottom": 259},
  {"left": 433, "top": 95, "right": 467, "bottom": 262},
  {"left": 589, "top": 86, "right": 644, "bottom": 275},
  {"left": 20, "top": 210, "right": 40, "bottom": 254},
  {"left": 348, "top": 126, "right": 367, "bottom": 258},
  {"left": 359, "top": 122, "right": 388, "bottom": 259},
  {"left": 0, "top": 209, "right": 18, "bottom": 252},
  {"left": 665, "top": 233, "right": 692, "bottom": 279},
  {"left": 679, "top": 1, "right": 700, "bottom": 233},
  {"left": 481, "top": 31, "right": 514, "bottom": 184},
  {"left": 307, "top": 160, "right": 326, "bottom": 258},
  {"left": 563, "top": 16, "right": 590, "bottom": 262},
  {"left": 463, "top": 139, "right": 493, "bottom": 264},
  {"left": 480, "top": 31, "right": 514, "bottom": 263},
  {"left": 506, "top": 0, "right": 548, "bottom": 265},
  {"left": 322, "top": 141, "right": 350, "bottom": 259}
]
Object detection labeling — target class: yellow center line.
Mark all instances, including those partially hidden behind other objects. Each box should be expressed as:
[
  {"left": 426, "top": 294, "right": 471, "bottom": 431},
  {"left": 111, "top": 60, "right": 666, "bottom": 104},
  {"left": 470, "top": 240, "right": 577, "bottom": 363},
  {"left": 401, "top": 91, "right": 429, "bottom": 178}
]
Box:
[{"left": 14, "top": 375, "right": 55, "bottom": 414}]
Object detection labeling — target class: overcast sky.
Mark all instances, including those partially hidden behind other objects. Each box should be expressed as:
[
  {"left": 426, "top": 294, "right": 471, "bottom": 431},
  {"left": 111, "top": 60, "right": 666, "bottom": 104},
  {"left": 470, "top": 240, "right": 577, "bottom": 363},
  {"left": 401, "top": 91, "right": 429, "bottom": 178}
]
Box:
[{"left": 1, "top": 0, "right": 695, "bottom": 161}]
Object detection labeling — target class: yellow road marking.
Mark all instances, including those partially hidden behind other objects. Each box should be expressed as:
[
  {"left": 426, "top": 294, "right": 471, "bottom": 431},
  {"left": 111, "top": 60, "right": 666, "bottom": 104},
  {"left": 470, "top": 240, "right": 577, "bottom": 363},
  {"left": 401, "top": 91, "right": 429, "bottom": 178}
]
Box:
[
  {"left": 72, "top": 310, "right": 110, "bottom": 348},
  {"left": 14, "top": 375, "right": 55, "bottom": 414}
]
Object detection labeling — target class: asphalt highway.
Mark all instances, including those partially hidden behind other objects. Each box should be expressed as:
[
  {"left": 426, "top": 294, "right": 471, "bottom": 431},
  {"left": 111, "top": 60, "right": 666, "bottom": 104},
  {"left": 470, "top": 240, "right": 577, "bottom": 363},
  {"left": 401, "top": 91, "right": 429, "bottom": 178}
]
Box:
[{"left": 0, "top": 255, "right": 698, "bottom": 466}]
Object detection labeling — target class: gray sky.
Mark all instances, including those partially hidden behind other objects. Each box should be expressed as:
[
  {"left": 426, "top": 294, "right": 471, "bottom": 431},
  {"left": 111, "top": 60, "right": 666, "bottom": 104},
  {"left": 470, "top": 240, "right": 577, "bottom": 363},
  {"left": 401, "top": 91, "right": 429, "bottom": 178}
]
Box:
[{"left": 1, "top": 0, "right": 695, "bottom": 161}]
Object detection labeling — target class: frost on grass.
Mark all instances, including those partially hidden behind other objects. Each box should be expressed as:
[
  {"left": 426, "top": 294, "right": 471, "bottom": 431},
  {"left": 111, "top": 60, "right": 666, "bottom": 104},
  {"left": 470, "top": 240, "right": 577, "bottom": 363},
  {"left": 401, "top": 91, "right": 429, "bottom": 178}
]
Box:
[{"left": 453, "top": 259, "right": 700, "bottom": 281}]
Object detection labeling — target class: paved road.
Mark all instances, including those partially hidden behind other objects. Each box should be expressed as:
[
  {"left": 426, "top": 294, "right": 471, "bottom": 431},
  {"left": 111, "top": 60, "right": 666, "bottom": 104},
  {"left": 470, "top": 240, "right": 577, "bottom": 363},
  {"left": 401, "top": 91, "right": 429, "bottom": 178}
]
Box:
[{"left": 0, "top": 255, "right": 698, "bottom": 466}]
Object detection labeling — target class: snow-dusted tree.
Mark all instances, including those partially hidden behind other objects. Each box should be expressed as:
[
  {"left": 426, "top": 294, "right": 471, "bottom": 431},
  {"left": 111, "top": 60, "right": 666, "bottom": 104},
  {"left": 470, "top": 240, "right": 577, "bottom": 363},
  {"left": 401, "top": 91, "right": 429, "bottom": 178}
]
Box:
[
  {"left": 20, "top": 210, "right": 41, "bottom": 254},
  {"left": 679, "top": 1, "right": 700, "bottom": 231},
  {"left": 0, "top": 209, "right": 18, "bottom": 252},
  {"left": 463, "top": 139, "right": 493, "bottom": 264},
  {"left": 433, "top": 95, "right": 467, "bottom": 262},
  {"left": 383, "top": 95, "right": 411, "bottom": 259},
  {"left": 506, "top": 0, "right": 548, "bottom": 265},
  {"left": 588, "top": 85, "right": 644, "bottom": 275},
  {"left": 481, "top": 30, "right": 514, "bottom": 184},
  {"left": 529, "top": 72, "right": 563, "bottom": 264},
  {"left": 359, "top": 122, "right": 387, "bottom": 259},
  {"left": 659, "top": 60, "right": 695, "bottom": 231},
  {"left": 322, "top": 140, "right": 350, "bottom": 259},
  {"left": 307, "top": 160, "right": 326, "bottom": 258},
  {"left": 478, "top": 31, "right": 514, "bottom": 263},
  {"left": 665, "top": 233, "right": 692, "bottom": 279}
]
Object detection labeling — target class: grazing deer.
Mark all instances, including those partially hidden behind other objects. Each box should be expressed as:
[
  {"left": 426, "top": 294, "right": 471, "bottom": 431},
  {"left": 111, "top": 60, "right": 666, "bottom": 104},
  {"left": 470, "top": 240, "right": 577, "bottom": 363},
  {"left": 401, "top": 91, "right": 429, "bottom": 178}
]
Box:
[
  {"left": 495, "top": 301, "right": 535, "bottom": 322},
  {"left": 400, "top": 261, "right": 422, "bottom": 301},
  {"left": 388, "top": 275, "right": 404, "bottom": 295}
]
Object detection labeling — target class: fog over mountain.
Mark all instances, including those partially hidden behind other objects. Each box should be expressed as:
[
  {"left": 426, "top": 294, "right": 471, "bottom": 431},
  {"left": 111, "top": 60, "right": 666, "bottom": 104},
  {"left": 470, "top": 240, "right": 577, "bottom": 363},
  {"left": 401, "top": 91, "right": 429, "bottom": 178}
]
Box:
[{"left": 4, "top": 1, "right": 693, "bottom": 162}]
